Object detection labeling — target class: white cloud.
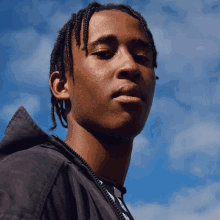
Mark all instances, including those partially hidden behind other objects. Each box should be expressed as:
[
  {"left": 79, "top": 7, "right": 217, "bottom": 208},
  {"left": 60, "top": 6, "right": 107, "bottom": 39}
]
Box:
[
  {"left": 14, "top": 28, "right": 40, "bottom": 53},
  {"left": 190, "top": 15, "right": 220, "bottom": 38},
  {"left": 175, "top": 83, "right": 211, "bottom": 106},
  {"left": 151, "top": 97, "right": 185, "bottom": 118},
  {"left": 2, "top": 28, "right": 53, "bottom": 86},
  {"left": 37, "top": 2, "right": 53, "bottom": 19},
  {"left": 196, "top": 43, "right": 206, "bottom": 51},
  {"left": 168, "top": 122, "right": 220, "bottom": 177},
  {"left": 149, "top": 7, "right": 220, "bottom": 83},
  {"left": 0, "top": 93, "right": 40, "bottom": 123},
  {"left": 49, "top": 11, "right": 70, "bottom": 33},
  {"left": 162, "top": 0, "right": 203, "bottom": 13},
  {"left": 10, "top": 35, "right": 53, "bottom": 85},
  {"left": 212, "top": 85, "right": 220, "bottom": 105},
  {"left": 191, "top": 94, "right": 210, "bottom": 106},
  {"left": 167, "top": 29, "right": 218, "bottom": 60},
  {"left": 131, "top": 134, "right": 153, "bottom": 167},
  {"left": 126, "top": 183, "right": 220, "bottom": 220},
  {"left": 151, "top": 28, "right": 172, "bottom": 55},
  {"left": 132, "top": 134, "right": 149, "bottom": 154},
  {"left": 181, "top": 1, "right": 203, "bottom": 13},
  {"left": 170, "top": 122, "right": 220, "bottom": 158}
]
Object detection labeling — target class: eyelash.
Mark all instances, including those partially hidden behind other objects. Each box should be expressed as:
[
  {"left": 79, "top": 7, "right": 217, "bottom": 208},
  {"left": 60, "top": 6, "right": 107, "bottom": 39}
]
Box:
[
  {"left": 92, "top": 51, "right": 114, "bottom": 59},
  {"left": 92, "top": 51, "right": 150, "bottom": 63}
]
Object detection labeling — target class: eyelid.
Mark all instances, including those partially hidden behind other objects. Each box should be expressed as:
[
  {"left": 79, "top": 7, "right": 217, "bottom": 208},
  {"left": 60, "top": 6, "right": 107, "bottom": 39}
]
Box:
[
  {"left": 93, "top": 48, "right": 111, "bottom": 53},
  {"left": 92, "top": 49, "right": 113, "bottom": 55},
  {"left": 93, "top": 44, "right": 111, "bottom": 50},
  {"left": 134, "top": 52, "right": 149, "bottom": 59},
  {"left": 136, "top": 53, "right": 148, "bottom": 56},
  {"left": 134, "top": 50, "right": 152, "bottom": 60}
]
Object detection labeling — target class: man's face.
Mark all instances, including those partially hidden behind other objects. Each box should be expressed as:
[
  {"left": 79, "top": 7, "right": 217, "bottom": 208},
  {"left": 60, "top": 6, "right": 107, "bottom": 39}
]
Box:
[{"left": 68, "top": 9, "right": 156, "bottom": 137}]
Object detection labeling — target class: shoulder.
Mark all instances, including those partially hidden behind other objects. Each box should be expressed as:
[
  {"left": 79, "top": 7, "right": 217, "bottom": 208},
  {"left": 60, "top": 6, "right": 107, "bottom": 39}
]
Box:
[
  {"left": 0, "top": 145, "right": 67, "bottom": 219},
  {"left": 1, "top": 144, "right": 65, "bottom": 175}
]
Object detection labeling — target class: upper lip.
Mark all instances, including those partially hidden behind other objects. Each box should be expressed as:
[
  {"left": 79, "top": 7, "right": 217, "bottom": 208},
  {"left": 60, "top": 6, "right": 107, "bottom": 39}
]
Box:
[{"left": 112, "top": 84, "right": 146, "bottom": 102}]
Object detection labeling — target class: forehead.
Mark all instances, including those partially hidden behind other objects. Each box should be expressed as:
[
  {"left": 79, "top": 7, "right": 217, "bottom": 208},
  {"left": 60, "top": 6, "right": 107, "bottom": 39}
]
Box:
[{"left": 86, "top": 9, "right": 147, "bottom": 43}]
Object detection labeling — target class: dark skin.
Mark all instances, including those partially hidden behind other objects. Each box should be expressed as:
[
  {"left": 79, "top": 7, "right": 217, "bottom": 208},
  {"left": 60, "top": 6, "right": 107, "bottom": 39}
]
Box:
[{"left": 49, "top": 10, "right": 156, "bottom": 186}]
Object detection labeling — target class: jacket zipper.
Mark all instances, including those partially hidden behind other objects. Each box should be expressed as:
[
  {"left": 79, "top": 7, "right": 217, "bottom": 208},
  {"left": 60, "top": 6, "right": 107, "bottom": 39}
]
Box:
[{"left": 52, "top": 135, "right": 126, "bottom": 220}]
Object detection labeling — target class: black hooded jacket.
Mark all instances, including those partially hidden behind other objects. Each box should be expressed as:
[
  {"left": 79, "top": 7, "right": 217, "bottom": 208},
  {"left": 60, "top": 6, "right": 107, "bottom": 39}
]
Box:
[{"left": 0, "top": 106, "right": 134, "bottom": 220}]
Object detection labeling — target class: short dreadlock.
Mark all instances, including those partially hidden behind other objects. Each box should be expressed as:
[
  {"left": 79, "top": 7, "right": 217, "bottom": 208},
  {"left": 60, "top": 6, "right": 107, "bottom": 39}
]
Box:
[{"left": 49, "top": 1, "right": 159, "bottom": 131}]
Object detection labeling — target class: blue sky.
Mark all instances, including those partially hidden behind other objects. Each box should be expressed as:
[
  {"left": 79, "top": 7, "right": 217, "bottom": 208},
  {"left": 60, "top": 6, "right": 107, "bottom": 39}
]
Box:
[{"left": 0, "top": 0, "right": 220, "bottom": 219}]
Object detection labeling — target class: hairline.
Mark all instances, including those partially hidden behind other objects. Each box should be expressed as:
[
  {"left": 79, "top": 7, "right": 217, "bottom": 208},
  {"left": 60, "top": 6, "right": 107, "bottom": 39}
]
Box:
[{"left": 75, "top": 8, "right": 152, "bottom": 54}]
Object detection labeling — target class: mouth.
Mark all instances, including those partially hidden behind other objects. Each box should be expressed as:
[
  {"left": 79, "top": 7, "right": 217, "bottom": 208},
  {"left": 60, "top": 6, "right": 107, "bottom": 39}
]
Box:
[
  {"left": 112, "top": 85, "right": 146, "bottom": 104},
  {"left": 113, "top": 95, "right": 144, "bottom": 104},
  {"left": 113, "top": 84, "right": 146, "bottom": 105}
]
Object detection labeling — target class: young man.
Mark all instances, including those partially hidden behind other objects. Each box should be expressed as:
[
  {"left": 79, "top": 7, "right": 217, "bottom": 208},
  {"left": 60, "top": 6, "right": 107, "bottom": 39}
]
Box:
[{"left": 0, "top": 2, "right": 158, "bottom": 220}]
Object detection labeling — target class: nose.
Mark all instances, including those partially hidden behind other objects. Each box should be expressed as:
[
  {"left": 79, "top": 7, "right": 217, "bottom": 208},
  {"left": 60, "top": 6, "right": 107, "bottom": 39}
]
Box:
[{"left": 115, "top": 48, "right": 140, "bottom": 79}]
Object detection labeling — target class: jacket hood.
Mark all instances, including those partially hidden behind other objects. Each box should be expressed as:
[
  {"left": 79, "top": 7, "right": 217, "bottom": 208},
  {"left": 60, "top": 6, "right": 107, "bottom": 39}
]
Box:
[
  {"left": 0, "top": 106, "right": 72, "bottom": 162},
  {"left": 0, "top": 106, "right": 50, "bottom": 155},
  {"left": 0, "top": 106, "right": 89, "bottom": 169}
]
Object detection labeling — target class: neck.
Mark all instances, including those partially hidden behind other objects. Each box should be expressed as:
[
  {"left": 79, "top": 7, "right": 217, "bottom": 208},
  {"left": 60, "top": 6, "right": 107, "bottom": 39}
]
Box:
[{"left": 64, "top": 119, "right": 134, "bottom": 186}]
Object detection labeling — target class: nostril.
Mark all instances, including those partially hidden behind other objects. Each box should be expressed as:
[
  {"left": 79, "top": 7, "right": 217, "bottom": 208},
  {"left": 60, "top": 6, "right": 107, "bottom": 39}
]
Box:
[
  {"left": 120, "top": 71, "right": 127, "bottom": 77},
  {"left": 134, "top": 73, "right": 140, "bottom": 79}
]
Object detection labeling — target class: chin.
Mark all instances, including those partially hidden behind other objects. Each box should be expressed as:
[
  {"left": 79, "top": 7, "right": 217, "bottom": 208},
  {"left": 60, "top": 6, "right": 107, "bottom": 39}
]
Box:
[
  {"left": 102, "top": 119, "right": 145, "bottom": 137},
  {"left": 77, "top": 112, "right": 147, "bottom": 137}
]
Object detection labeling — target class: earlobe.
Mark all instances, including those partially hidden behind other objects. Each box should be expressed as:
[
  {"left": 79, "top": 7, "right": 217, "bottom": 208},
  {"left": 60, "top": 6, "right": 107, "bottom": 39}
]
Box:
[{"left": 49, "top": 71, "right": 70, "bottom": 100}]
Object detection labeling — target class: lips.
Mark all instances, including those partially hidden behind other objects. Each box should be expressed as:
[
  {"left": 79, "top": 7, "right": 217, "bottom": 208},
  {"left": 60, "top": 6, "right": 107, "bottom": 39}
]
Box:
[{"left": 112, "top": 84, "right": 145, "bottom": 102}]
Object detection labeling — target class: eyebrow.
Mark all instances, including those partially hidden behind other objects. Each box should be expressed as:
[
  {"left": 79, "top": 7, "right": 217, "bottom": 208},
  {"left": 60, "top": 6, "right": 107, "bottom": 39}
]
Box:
[{"left": 88, "top": 34, "right": 151, "bottom": 50}]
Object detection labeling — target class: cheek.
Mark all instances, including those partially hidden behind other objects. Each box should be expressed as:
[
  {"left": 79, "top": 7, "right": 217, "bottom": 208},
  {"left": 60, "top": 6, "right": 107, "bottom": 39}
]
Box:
[
  {"left": 142, "top": 69, "right": 156, "bottom": 91},
  {"left": 149, "top": 74, "right": 156, "bottom": 91},
  {"left": 71, "top": 69, "right": 105, "bottom": 108}
]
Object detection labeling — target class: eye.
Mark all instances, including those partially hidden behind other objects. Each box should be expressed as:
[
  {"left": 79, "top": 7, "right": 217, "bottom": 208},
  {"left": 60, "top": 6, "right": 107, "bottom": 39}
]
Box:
[
  {"left": 92, "top": 51, "right": 114, "bottom": 59},
  {"left": 134, "top": 55, "right": 150, "bottom": 63}
]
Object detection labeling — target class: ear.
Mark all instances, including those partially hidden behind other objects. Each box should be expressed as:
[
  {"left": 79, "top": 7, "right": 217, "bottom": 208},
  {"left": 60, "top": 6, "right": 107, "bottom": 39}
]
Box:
[{"left": 49, "top": 71, "right": 70, "bottom": 100}]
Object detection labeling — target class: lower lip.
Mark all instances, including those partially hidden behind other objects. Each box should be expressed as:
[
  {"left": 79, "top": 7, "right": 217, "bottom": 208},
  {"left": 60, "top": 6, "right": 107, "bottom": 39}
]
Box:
[{"left": 114, "top": 95, "right": 143, "bottom": 104}]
